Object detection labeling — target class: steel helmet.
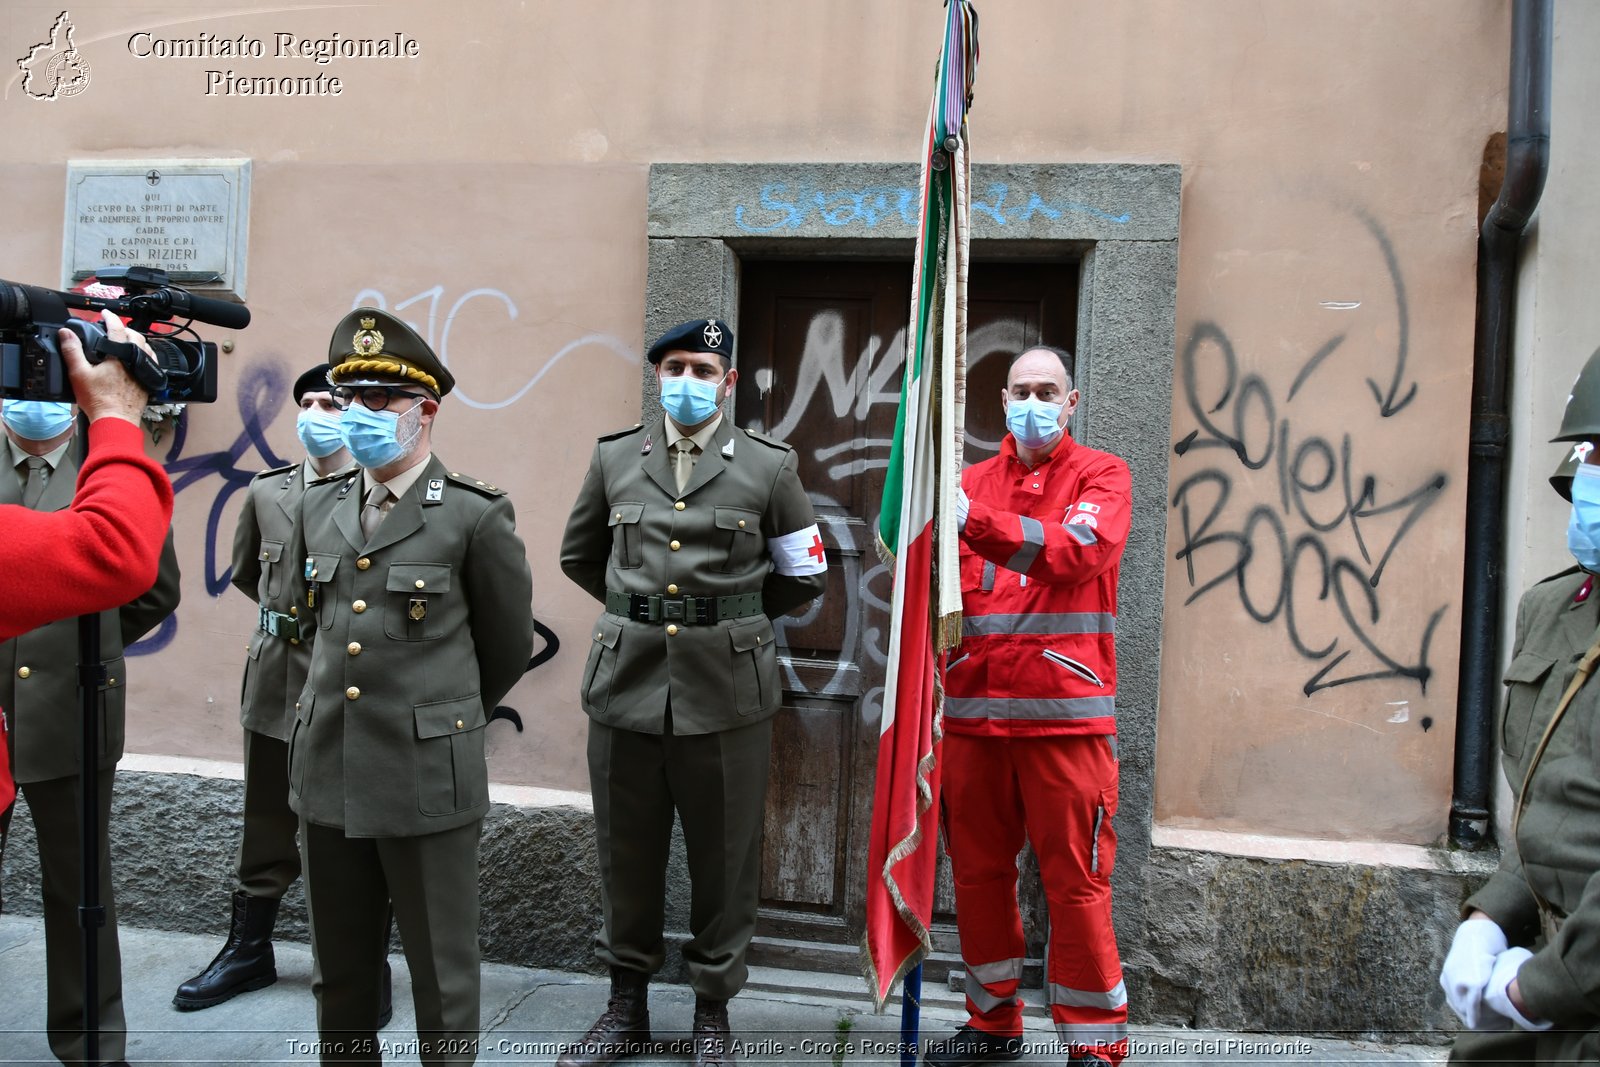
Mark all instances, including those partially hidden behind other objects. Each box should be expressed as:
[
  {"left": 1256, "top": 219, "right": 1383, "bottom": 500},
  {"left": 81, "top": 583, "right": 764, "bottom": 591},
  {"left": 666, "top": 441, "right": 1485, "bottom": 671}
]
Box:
[
  {"left": 1552, "top": 344, "right": 1600, "bottom": 442},
  {"left": 1551, "top": 442, "right": 1594, "bottom": 502}
]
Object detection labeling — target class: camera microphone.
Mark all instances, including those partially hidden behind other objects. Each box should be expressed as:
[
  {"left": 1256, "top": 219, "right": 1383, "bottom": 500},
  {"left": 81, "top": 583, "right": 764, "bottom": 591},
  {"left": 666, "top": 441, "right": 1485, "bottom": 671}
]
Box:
[{"left": 146, "top": 289, "right": 252, "bottom": 330}]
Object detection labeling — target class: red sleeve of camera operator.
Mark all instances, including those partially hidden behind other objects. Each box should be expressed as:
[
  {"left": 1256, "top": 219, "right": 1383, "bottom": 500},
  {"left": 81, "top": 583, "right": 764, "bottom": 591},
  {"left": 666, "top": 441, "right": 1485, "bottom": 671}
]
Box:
[{"left": 0, "top": 418, "right": 174, "bottom": 643}]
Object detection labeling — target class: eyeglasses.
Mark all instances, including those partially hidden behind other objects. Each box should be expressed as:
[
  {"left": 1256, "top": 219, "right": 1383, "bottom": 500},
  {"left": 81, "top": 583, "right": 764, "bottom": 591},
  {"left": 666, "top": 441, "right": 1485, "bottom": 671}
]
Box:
[{"left": 334, "top": 386, "right": 427, "bottom": 412}]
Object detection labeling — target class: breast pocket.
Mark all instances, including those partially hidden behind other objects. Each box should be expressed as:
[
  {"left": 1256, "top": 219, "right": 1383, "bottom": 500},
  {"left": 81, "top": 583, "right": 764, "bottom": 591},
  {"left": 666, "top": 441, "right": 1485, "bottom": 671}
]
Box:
[
  {"left": 714, "top": 506, "right": 763, "bottom": 574},
  {"left": 1501, "top": 650, "right": 1558, "bottom": 761},
  {"left": 609, "top": 502, "right": 644, "bottom": 569},
  {"left": 257, "top": 539, "right": 285, "bottom": 600},
  {"left": 384, "top": 563, "right": 452, "bottom": 641}
]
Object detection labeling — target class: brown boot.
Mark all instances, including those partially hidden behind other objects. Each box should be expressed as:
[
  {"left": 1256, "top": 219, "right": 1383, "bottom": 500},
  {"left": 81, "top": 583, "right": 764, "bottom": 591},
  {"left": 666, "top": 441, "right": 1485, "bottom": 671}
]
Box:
[
  {"left": 691, "top": 997, "right": 737, "bottom": 1067},
  {"left": 555, "top": 969, "right": 651, "bottom": 1067}
]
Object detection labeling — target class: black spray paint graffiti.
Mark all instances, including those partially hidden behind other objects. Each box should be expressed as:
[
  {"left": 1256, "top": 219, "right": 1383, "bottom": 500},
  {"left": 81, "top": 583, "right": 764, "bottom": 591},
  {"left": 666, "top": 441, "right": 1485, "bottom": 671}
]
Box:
[
  {"left": 129, "top": 359, "right": 562, "bottom": 699},
  {"left": 1170, "top": 212, "right": 1448, "bottom": 699}
]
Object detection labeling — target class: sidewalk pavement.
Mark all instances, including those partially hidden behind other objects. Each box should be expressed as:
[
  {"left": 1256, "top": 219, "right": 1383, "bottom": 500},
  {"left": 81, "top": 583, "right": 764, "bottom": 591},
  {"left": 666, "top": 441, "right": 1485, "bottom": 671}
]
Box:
[{"left": 0, "top": 915, "right": 1448, "bottom": 1065}]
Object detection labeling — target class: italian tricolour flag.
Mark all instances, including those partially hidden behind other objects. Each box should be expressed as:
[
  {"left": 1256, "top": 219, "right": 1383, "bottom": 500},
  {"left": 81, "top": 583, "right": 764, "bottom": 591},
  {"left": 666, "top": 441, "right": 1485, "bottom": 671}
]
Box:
[{"left": 861, "top": 0, "right": 976, "bottom": 1011}]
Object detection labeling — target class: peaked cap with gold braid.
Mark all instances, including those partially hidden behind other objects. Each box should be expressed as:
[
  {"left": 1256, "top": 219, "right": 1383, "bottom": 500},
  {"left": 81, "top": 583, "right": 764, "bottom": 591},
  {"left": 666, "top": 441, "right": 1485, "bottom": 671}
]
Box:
[{"left": 326, "top": 306, "right": 455, "bottom": 398}]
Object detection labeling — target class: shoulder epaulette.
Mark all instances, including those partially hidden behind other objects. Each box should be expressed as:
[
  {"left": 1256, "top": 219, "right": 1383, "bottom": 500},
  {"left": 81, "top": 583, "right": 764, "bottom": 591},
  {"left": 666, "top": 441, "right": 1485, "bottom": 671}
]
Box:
[
  {"left": 1534, "top": 565, "right": 1585, "bottom": 586},
  {"left": 742, "top": 427, "right": 793, "bottom": 452},
  {"left": 446, "top": 471, "right": 507, "bottom": 497},
  {"left": 306, "top": 469, "right": 355, "bottom": 490},
  {"left": 253, "top": 462, "right": 296, "bottom": 480},
  {"left": 596, "top": 423, "right": 645, "bottom": 443}
]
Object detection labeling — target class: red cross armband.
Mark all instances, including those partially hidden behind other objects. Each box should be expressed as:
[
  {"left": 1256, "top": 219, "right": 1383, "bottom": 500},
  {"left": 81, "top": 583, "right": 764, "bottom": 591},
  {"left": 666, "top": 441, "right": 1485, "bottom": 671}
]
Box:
[{"left": 770, "top": 524, "right": 828, "bottom": 576}]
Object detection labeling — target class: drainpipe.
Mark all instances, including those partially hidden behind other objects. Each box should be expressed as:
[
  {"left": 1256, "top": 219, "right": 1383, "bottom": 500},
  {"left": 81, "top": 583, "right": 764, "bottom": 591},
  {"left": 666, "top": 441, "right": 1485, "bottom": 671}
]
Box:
[{"left": 1452, "top": 0, "right": 1551, "bottom": 850}]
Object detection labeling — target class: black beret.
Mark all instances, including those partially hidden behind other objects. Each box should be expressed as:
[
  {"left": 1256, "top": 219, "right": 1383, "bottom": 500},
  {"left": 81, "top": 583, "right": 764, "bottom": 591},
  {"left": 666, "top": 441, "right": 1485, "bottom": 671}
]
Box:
[
  {"left": 292, "top": 364, "right": 334, "bottom": 405},
  {"left": 645, "top": 319, "right": 734, "bottom": 365},
  {"left": 327, "top": 307, "right": 455, "bottom": 398}
]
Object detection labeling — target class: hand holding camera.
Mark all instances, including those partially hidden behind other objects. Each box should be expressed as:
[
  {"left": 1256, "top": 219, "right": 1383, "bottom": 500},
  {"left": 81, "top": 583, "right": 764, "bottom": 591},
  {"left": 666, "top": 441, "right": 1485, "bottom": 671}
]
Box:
[{"left": 59, "top": 309, "right": 159, "bottom": 427}]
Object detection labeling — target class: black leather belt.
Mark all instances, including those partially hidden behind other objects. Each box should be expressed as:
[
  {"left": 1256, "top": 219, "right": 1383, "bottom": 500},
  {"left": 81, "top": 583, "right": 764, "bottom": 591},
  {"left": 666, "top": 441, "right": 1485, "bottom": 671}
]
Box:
[
  {"left": 258, "top": 606, "right": 301, "bottom": 641},
  {"left": 605, "top": 590, "right": 763, "bottom": 625}
]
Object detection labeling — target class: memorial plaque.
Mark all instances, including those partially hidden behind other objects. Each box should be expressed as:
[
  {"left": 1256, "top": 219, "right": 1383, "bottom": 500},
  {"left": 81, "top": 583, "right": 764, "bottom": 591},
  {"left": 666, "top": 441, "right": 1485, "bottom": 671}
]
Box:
[{"left": 63, "top": 158, "right": 251, "bottom": 297}]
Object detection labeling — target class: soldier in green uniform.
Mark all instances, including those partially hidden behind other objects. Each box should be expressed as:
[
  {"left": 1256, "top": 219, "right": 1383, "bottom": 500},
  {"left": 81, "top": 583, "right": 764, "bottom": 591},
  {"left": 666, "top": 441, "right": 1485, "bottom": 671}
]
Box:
[
  {"left": 559, "top": 319, "right": 827, "bottom": 1067},
  {"left": 1441, "top": 348, "right": 1600, "bottom": 1063},
  {"left": 0, "top": 396, "right": 181, "bottom": 1066},
  {"left": 175, "top": 365, "right": 373, "bottom": 1013},
  {"left": 288, "top": 309, "right": 535, "bottom": 1065}
]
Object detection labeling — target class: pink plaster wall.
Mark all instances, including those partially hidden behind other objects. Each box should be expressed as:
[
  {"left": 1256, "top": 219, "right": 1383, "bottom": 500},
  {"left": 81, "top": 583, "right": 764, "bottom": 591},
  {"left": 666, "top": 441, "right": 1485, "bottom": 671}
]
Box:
[{"left": 0, "top": 1, "right": 1507, "bottom": 835}]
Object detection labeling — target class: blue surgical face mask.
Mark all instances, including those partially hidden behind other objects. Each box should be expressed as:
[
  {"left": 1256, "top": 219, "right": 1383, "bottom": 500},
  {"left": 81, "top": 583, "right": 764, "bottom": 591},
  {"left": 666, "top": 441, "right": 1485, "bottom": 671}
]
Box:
[
  {"left": 660, "top": 374, "right": 725, "bottom": 427},
  {"left": 1005, "top": 396, "right": 1064, "bottom": 449},
  {"left": 339, "top": 399, "right": 422, "bottom": 470},
  {"left": 1568, "top": 464, "right": 1600, "bottom": 573},
  {"left": 2, "top": 400, "right": 74, "bottom": 442},
  {"left": 296, "top": 409, "right": 346, "bottom": 459}
]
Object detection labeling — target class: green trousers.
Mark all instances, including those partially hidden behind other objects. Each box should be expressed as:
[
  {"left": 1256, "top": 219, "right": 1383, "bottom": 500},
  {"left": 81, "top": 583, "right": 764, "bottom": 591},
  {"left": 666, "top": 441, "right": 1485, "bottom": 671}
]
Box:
[{"left": 236, "top": 729, "right": 301, "bottom": 898}]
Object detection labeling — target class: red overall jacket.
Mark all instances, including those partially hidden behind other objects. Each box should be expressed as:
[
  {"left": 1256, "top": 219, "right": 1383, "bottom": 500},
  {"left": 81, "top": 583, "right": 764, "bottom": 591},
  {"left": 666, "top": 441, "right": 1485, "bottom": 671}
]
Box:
[{"left": 946, "top": 431, "right": 1131, "bottom": 738}]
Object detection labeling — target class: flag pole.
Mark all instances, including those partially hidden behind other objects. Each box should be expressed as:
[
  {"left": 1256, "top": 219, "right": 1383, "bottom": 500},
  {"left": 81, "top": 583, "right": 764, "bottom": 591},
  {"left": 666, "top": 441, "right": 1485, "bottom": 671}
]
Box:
[{"left": 901, "top": 963, "right": 923, "bottom": 1067}]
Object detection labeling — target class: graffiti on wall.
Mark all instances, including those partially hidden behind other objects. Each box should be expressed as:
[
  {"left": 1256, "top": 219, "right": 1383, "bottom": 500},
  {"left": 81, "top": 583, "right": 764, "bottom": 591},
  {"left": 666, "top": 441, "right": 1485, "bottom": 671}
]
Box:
[
  {"left": 733, "top": 180, "right": 1131, "bottom": 235},
  {"left": 134, "top": 284, "right": 636, "bottom": 691},
  {"left": 1169, "top": 209, "right": 1449, "bottom": 702}
]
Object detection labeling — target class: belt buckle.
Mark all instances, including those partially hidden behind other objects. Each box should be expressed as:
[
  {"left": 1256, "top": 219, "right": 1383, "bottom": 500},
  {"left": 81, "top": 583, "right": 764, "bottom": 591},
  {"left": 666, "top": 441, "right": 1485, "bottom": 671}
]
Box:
[{"left": 661, "top": 597, "right": 686, "bottom": 622}]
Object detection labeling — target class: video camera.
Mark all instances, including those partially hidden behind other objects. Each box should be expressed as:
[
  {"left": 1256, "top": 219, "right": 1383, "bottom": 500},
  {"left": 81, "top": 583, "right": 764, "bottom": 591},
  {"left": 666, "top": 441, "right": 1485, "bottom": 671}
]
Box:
[{"left": 0, "top": 267, "right": 250, "bottom": 404}]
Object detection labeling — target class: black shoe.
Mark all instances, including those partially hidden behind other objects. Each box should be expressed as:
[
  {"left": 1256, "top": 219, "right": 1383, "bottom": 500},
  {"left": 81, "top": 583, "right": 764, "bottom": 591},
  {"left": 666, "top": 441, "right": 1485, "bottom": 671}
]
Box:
[
  {"left": 922, "top": 1025, "right": 1023, "bottom": 1067},
  {"left": 1068, "top": 1058, "right": 1113, "bottom": 1067},
  {"left": 172, "top": 891, "right": 279, "bottom": 1010},
  {"left": 555, "top": 968, "right": 652, "bottom": 1067},
  {"left": 377, "top": 958, "right": 394, "bottom": 1029}
]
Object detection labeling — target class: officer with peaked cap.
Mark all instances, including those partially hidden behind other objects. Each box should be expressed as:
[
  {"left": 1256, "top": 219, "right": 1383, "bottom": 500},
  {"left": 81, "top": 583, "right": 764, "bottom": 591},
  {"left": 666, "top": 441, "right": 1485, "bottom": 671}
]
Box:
[
  {"left": 560, "top": 319, "right": 828, "bottom": 1067},
  {"left": 174, "top": 364, "right": 370, "bottom": 1014},
  {"left": 1442, "top": 344, "right": 1600, "bottom": 1064},
  {"left": 288, "top": 308, "right": 534, "bottom": 1065}
]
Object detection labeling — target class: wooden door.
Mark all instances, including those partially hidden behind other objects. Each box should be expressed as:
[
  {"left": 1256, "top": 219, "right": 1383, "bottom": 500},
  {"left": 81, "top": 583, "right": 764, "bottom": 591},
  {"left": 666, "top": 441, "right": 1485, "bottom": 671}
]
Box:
[{"left": 737, "top": 258, "right": 1079, "bottom": 978}]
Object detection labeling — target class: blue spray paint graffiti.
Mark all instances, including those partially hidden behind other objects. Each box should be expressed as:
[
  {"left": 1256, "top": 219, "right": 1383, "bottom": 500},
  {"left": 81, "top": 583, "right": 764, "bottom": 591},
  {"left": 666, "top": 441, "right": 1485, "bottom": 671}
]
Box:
[{"left": 733, "top": 181, "right": 1131, "bottom": 235}]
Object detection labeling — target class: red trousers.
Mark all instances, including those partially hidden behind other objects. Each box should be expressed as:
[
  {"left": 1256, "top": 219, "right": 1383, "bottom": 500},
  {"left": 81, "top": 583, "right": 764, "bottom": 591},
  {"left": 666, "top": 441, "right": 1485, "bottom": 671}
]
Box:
[{"left": 943, "top": 732, "right": 1128, "bottom": 1064}]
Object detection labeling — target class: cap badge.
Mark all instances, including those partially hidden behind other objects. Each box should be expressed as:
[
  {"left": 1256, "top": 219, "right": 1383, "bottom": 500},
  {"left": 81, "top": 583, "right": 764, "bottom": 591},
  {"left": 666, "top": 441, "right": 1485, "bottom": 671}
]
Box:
[
  {"left": 353, "top": 317, "right": 386, "bottom": 358},
  {"left": 702, "top": 322, "right": 723, "bottom": 348}
]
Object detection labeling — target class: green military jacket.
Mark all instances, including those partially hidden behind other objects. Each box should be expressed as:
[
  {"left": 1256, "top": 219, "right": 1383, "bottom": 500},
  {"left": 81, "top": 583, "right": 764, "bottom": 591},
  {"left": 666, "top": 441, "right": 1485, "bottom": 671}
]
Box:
[
  {"left": 560, "top": 416, "right": 827, "bottom": 735},
  {"left": 0, "top": 446, "right": 182, "bottom": 783},
  {"left": 286, "top": 454, "right": 534, "bottom": 838},
  {"left": 1467, "top": 567, "right": 1600, "bottom": 1042},
  {"left": 232, "top": 461, "right": 353, "bottom": 741}
]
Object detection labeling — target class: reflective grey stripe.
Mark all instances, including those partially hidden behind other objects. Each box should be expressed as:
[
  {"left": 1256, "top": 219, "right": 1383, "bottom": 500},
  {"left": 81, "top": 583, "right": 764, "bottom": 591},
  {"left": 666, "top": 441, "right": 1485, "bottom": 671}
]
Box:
[
  {"left": 966, "top": 957, "right": 1024, "bottom": 985},
  {"left": 962, "top": 612, "right": 1116, "bottom": 637},
  {"left": 1065, "top": 522, "right": 1098, "bottom": 545},
  {"left": 1049, "top": 980, "right": 1128, "bottom": 1011},
  {"left": 1090, "top": 806, "right": 1104, "bottom": 873},
  {"left": 981, "top": 560, "right": 996, "bottom": 591},
  {"left": 1104, "top": 734, "right": 1119, "bottom": 761},
  {"left": 1005, "top": 515, "right": 1045, "bottom": 573},
  {"left": 1055, "top": 1022, "right": 1129, "bottom": 1045},
  {"left": 963, "top": 973, "right": 1017, "bottom": 1014},
  {"left": 945, "top": 696, "right": 1117, "bottom": 720}
]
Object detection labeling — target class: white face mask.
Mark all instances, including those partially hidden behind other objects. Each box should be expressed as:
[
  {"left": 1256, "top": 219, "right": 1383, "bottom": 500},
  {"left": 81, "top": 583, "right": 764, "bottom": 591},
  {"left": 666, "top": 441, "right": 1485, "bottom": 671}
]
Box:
[{"left": 1006, "top": 396, "right": 1064, "bottom": 448}]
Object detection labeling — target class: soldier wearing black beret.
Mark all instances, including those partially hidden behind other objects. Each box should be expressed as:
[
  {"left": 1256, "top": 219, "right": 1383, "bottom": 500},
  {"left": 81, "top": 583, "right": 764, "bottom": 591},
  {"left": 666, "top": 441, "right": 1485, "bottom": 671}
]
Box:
[
  {"left": 560, "top": 318, "right": 827, "bottom": 1066},
  {"left": 174, "top": 362, "right": 365, "bottom": 1014}
]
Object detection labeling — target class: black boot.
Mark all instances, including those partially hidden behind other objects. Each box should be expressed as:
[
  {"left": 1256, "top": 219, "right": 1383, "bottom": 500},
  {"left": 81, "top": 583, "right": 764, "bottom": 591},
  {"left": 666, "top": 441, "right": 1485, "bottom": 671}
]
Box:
[
  {"left": 555, "top": 968, "right": 651, "bottom": 1067},
  {"left": 922, "top": 1025, "right": 1023, "bottom": 1067},
  {"left": 691, "top": 997, "right": 737, "bottom": 1067},
  {"left": 172, "top": 890, "right": 279, "bottom": 1010}
]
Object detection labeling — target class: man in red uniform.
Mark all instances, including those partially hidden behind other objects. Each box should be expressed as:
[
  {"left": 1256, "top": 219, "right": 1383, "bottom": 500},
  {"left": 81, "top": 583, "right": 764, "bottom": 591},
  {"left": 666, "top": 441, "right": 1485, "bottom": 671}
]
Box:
[{"left": 926, "top": 346, "right": 1131, "bottom": 1067}]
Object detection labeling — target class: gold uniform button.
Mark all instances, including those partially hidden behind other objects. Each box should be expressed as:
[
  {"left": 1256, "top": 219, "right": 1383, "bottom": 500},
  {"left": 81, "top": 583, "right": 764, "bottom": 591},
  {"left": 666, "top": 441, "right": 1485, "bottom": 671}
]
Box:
[
  {"left": 352, "top": 600, "right": 367, "bottom": 613},
  {"left": 346, "top": 686, "right": 360, "bottom": 700},
  {"left": 290, "top": 638, "right": 300, "bottom": 646},
  {"left": 260, "top": 550, "right": 269, "bottom": 561},
  {"left": 455, "top": 719, "right": 465, "bottom": 729},
  {"left": 674, "top": 501, "right": 686, "bottom": 511},
  {"left": 16, "top": 667, "right": 29, "bottom": 679},
  {"left": 667, "top": 584, "right": 679, "bottom": 595},
  {"left": 596, "top": 632, "right": 604, "bottom": 640},
  {"left": 667, "top": 624, "right": 679, "bottom": 636},
  {"left": 670, "top": 540, "right": 681, "bottom": 551},
  {"left": 108, "top": 677, "right": 117, "bottom": 686},
  {"left": 738, "top": 519, "right": 746, "bottom": 528},
  {"left": 289, "top": 606, "right": 299, "bottom": 617},
  {"left": 415, "top": 579, "right": 426, "bottom": 589},
  {"left": 357, "top": 557, "right": 371, "bottom": 570},
  {"left": 347, "top": 642, "right": 361, "bottom": 656},
  {"left": 614, "top": 512, "right": 622, "bottom": 521}
]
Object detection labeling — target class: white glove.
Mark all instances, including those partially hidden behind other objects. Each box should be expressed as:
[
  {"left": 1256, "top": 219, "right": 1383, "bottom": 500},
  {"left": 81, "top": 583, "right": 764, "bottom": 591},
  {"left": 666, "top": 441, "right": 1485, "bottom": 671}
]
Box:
[
  {"left": 955, "top": 488, "right": 970, "bottom": 532},
  {"left": 1440, "top": 919, "right": 1508, "bottom": 1029},
  {"left": 1484, "top": 947, "right": 1553, "bottom": 1031}
]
